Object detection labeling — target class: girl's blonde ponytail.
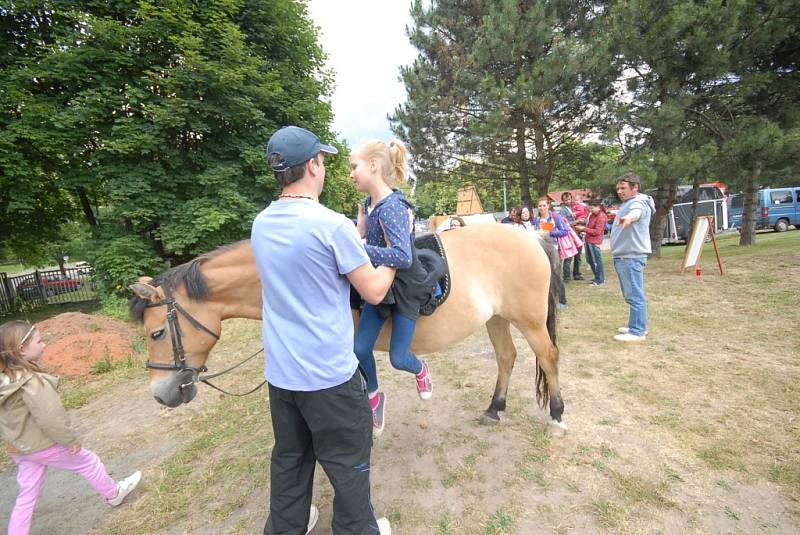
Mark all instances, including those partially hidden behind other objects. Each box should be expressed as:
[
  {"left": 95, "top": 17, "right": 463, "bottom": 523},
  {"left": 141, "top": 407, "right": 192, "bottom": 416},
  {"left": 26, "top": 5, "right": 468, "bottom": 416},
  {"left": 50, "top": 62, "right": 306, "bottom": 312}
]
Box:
[
  {"left": 356, "top": 139, "right": 410, "bottom": 188},
  {"left": 387, "top": 139, "right": 408, "bottom": 185}
]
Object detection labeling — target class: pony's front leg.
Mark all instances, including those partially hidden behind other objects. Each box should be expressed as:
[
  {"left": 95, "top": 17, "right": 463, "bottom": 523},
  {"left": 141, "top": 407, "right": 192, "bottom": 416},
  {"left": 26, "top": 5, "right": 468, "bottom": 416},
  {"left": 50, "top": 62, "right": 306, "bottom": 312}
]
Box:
[{"left": 480, "top": 316, "right": 517, "bottom": 425}]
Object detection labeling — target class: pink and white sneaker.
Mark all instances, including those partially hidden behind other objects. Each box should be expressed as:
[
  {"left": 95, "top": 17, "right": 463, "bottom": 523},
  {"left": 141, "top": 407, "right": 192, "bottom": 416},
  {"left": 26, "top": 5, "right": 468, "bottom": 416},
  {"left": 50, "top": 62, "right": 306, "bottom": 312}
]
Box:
[
  {"left": 415, "top": 360, "right": 432, "bottom": 400},
  {"left": 370, "top": 391, "right": 386, "bottom": 437}
]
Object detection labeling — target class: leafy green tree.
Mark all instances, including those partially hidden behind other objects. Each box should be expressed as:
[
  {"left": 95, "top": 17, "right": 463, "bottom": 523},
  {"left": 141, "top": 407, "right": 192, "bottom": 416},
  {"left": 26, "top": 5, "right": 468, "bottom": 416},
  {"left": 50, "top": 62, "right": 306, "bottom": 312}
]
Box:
[
  {"left": 393, "top": 0, "right": 614, "bottom": 208},
  {"left": 707, "top": 1, "right": 799, "bottom": 244},
  {"left": 1, "top": 0, "right": 340, "bottom": 274},
  {"left": 604, "top": 0, "right": 747, "bottom": 256},
  {"left": 606, "top": 0, "right": 799, "bottom": 251}
]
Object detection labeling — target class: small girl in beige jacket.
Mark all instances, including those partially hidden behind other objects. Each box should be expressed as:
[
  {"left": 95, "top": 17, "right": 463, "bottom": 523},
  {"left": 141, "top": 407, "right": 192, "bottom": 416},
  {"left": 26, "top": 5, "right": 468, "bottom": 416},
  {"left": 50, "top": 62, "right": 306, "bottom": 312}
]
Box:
[{"left": 0, "top": 321, "right": 141, "bottom": 535}]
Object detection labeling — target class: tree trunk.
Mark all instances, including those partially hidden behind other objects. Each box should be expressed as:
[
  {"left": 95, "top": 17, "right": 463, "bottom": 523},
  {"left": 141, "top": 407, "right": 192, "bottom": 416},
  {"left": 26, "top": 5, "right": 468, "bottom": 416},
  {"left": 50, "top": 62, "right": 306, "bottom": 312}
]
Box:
[
  {"left": 55, "top": 249, "right": 66, "bottom": 276},
  {"left": 515, "top": 122, "right": 532, "bottom": 208},
  {"left": 648, "top": 180, "right": 678, "bottom": 258},
  {"left": 739, "top": 161, "right": 761, "bottom": 246},
  {"left": 76, "top": 186, "right": 97, "bottom": 227},
  {"left": 532, "top": 124, "right": 550, "bottom": 199},
  {"left": 689, "top": 173, "right": 701, "bottom": 223}
]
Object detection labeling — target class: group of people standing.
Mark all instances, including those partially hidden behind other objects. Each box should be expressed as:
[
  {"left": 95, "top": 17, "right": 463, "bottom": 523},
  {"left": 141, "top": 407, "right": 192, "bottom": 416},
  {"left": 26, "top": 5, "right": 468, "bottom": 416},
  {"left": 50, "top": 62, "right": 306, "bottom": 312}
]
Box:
[
  {"left": 502, "top": 193, "right": 609, "bottom": 309},
  {"left": 500, "top": 175, "right": 652, "bottom": 345}
]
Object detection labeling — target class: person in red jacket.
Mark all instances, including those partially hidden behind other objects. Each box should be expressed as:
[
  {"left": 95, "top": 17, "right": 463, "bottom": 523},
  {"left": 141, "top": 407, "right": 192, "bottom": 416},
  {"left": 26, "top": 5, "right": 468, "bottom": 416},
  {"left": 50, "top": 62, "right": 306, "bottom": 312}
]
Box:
[{"left": 580, "top": 199, "right": 608, "bottom": 285}]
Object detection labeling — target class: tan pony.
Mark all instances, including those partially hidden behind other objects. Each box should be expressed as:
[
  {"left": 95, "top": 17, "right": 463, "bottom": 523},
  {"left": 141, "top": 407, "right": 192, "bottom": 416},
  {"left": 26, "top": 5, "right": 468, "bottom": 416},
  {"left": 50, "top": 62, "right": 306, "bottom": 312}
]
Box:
[{"left": 129, "top": 223, "right": 566, "bottom": 429}]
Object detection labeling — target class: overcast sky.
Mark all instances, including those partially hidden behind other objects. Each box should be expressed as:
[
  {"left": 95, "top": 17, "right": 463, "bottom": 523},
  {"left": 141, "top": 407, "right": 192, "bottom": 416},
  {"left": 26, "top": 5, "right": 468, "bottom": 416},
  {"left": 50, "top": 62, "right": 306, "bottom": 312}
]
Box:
[{"left": 307, "top": 1, "right": 418, "bottom": 148}]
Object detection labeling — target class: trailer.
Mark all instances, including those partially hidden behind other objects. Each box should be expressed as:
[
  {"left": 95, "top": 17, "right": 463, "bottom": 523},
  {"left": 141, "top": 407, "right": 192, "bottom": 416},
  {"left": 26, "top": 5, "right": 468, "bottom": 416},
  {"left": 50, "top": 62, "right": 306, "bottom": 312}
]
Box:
[{"left": 659, "top": 184, "right": 729, "bottom": 244}]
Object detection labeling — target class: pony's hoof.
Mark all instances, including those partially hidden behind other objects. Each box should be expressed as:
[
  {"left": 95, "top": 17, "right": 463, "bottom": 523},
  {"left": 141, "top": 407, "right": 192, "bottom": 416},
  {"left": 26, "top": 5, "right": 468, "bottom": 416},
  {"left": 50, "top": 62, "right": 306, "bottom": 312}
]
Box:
[
  {"left": 548, "top": 419, "right": 568, "bottom": 437},
  {"left": 479, "top": 413, "right": 500, "bottom": 426}
]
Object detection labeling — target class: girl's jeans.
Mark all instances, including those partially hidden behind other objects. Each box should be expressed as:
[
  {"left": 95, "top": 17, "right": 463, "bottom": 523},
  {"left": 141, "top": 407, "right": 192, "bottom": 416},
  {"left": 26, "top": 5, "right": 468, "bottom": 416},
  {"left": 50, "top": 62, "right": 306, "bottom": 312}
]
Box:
[
  {"left": 9, "top": 444, "right": 118, "bottom": 535},
  {"left": 585, "top": 243, "right": 605, "bottom": 283},
  {"left": 354, "top": 303, "right": 423, "bottom": 393}
]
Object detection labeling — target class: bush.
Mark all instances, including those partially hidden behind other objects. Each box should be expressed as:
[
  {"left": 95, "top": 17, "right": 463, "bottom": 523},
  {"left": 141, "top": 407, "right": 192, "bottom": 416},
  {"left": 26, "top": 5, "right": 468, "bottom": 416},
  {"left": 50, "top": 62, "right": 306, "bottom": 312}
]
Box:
[
  {"left": 97, "top": 293, "right": 131, "bottom": 321},
  {"left": 89, "top": 236, "right": 164, "bottom": 297}
]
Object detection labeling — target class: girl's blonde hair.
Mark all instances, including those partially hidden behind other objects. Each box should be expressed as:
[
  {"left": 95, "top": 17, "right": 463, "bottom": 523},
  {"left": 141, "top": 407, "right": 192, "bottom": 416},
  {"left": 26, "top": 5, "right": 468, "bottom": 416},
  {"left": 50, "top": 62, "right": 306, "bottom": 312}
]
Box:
[
  {"left": 355, "top": 139, "right": 409, "bottom": 188},
  {"left": 0, "top": 321, "right": 43, "bottom": 379}
]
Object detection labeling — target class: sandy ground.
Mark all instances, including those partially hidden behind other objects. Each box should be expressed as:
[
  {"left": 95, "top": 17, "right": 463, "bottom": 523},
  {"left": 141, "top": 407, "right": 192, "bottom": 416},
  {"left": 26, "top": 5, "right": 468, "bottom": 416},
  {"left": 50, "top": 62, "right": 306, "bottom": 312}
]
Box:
[
  {"left": 1, "top": 274, "right": 798, "bottom": 535},
  {"left": 2, "top": 331, "right": 797, "bottom": 534}
]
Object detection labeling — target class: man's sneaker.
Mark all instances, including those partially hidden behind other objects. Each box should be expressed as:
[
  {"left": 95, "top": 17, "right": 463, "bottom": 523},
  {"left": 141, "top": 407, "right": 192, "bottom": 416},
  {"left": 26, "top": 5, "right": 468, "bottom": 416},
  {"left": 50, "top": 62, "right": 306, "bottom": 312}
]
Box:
[
  {"left": 416, "top": 360, "right": 432, "bottom": 400},
  {"left": 574, "top": 275, "right": 585, "bottom": 281},
  {"left": 108, "top": 470, "right": 142, "bottom": 506},
  {"left": 377, "top": 517, "right": 392, "bottom": 535},
  {"left": 556, "top": 303, "right": 568, "bottom": 310},
  {"left": 618, "top": 327, "right": 648, "bottom": 335},
  {"left": 613, "top": 333, "right": 646, "bottom": 342},
  {"left": 370, "top": 391, "right": 386, "bottom": 437},
  {"left": 589, "top": 281, "right": 604, "bottom": 286},
  {"left": 306, "top": 504, "right": 319, "bottom": 534}
]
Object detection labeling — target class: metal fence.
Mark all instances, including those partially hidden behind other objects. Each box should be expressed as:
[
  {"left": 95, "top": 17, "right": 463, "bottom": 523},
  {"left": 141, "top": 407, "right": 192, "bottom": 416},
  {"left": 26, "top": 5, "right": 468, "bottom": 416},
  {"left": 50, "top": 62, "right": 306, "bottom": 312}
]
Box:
[{"left": 0, "top": 267, "right": 99, "bottom": 317}]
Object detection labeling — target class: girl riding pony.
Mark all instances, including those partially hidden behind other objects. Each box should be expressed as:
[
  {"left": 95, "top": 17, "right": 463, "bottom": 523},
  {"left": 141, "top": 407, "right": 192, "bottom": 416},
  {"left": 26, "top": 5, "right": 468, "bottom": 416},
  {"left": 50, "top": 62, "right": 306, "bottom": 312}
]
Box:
[{"left": 351, "top": 139, "right": 433, "bottom": 436}]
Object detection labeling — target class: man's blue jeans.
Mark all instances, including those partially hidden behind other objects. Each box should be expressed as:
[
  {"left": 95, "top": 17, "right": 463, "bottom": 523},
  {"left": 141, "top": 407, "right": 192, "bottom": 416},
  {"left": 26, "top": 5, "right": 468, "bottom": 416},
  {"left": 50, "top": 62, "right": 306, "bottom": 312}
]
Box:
[
  {"left": 354, "top": 303, "right": 422, "bottom": 393},
  {"left": 585, "top": 243, "right": 605, "bottom": 284},
  {"left": 613, "top": 256, "right": 648, "bottom": 336}
]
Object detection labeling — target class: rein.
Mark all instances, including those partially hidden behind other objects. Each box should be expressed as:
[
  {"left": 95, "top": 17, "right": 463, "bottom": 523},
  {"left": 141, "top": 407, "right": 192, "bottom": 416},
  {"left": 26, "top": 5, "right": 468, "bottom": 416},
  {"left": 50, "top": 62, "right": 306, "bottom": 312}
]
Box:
[{"left": 144, "top": 288, "right": 266, "bottom": 397}]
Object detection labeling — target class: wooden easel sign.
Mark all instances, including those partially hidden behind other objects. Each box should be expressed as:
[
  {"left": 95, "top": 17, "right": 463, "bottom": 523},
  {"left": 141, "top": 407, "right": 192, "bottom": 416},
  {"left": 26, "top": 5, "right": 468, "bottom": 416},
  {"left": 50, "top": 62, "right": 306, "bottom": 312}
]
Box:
[{"left": 681, "top": 215, "right": 725, "bottom": 275}]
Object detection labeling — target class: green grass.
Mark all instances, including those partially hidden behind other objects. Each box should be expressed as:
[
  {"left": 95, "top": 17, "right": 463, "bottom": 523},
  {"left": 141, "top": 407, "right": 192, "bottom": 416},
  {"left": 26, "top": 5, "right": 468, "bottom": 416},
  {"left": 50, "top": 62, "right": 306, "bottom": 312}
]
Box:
[
  {"left": 724, "top": 505, "right": 740, "bottom": 520},
  {"left": 696, "top": 444, "right": 745, "bottom": 471},
  {"left": 6, "top": 232, "right": 798, "bottom": 534},
  {"left": 483, "top": 507, "right": 516, "bottom": 534},
  {"left": 103, "top": 390, "right": 273, "bottom": 534},
  {"left": 610, "top": 472, "right": 674, "bottom": 508},
  {"left": 768, "top": 460, "right": 800, "bottom": 501},
  {"left": 592, "top": 499, "right": 626, "bottom": 528},
  {"left": 441, "top": 452, "right": 482, "bottom": 488},
  {"left": 0, "top": 262, "right": 24, "bottom": 274},
  {"left": 2, "top": 300, "right": 100, "bottom": 323},
  {"left": 91, "top": 354, "right": 114, "bottom": 374},
  {"left": 436, "top": 512, "right": 456, "bottom": 534}
]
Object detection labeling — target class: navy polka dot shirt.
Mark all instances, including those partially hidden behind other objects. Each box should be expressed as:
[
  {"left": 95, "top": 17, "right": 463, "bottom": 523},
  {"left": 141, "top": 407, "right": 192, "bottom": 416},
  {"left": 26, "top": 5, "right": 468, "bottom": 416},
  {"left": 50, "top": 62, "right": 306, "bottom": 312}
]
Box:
[{"left": 364, "top": 190, "right": 415, "bottom": 269}]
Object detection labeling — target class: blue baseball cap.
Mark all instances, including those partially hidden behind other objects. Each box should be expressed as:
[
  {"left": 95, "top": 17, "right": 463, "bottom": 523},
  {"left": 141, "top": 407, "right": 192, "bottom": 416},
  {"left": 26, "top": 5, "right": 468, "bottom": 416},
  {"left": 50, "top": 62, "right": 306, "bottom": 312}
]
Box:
[{"left": 266, "top": 126, "right": 338, "bottom": 171}]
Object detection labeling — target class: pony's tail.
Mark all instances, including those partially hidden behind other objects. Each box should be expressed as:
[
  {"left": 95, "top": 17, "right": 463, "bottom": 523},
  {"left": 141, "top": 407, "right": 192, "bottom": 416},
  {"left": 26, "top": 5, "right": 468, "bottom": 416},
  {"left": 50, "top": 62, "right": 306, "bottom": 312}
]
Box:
[
  {"left": 535, "top": 238, "right": 561, "bottom": 408},
  {"left": 542, "top": 239, "right": 560, "bottom": 347}
]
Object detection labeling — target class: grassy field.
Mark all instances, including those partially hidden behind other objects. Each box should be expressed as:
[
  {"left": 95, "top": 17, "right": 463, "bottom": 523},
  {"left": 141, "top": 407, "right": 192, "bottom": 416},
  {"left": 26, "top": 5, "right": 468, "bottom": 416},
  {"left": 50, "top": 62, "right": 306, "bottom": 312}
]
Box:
[
  {"left": 1, "top": 230, "right": 798, "bottom": 534},
  {"left": 0, "top": 262, "right": 24, "bottom": 275}
]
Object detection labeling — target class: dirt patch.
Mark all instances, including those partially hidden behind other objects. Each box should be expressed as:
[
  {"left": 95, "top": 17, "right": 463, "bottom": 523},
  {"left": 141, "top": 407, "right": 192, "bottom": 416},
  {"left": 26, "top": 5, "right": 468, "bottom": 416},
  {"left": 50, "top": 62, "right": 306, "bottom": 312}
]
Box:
[{"left": 36, "top": 312, "right": 138, "bottom": 377}]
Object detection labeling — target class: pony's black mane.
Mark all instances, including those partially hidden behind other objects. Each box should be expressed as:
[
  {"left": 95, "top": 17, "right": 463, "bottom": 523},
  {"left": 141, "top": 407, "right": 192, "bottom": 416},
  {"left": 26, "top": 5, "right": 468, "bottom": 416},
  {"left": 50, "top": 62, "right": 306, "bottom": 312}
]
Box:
[{"left": 129, "top": 241, "right": 248, "bottom": 323}]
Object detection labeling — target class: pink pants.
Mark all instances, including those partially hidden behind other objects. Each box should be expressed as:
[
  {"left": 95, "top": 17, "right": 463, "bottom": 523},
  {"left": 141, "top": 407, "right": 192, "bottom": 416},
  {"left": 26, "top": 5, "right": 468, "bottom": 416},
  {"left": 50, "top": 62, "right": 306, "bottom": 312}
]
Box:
[{"left": 8, "top": 443, "right": 119, "bottom": 535}]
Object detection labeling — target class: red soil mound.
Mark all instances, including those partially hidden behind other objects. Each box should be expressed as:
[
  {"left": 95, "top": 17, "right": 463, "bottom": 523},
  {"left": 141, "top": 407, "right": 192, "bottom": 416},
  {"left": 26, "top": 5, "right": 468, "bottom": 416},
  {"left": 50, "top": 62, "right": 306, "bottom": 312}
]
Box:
[{"left": 35, "top": 312, "right": 138, "bottom": 378}]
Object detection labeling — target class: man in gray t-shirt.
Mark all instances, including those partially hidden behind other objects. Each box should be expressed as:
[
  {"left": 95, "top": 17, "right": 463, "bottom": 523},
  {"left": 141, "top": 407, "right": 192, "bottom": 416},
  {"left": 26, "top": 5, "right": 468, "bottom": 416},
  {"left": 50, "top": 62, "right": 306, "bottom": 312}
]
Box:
[
  {"left": 610, "top": 172, "right": 655, "bottom": 342},
  {"left": 252, "top": 126, "right": 395, "bottom": 535}
]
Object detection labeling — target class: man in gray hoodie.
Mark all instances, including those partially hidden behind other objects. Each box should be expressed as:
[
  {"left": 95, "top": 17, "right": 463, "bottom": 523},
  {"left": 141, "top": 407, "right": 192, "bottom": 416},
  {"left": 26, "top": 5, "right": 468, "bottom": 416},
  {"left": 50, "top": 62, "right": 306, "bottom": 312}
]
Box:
[{"left": 610, "top": 172, "right": 656, "bottom": 342}]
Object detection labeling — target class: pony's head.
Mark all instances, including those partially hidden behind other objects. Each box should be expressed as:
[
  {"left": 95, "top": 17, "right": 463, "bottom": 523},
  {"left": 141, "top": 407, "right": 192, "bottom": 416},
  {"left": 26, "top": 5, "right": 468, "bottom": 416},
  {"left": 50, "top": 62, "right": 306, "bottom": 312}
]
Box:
[{"left": 129, "top": 260, "right": 222, "bottom": 407}]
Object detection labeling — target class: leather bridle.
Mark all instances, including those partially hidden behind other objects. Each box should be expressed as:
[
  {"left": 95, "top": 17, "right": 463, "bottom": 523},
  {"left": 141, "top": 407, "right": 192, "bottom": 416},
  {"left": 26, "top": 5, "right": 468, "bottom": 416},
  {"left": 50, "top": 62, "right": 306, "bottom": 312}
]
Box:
[{"left": 144, "top": 287, "right": 265, "bottom": 397}]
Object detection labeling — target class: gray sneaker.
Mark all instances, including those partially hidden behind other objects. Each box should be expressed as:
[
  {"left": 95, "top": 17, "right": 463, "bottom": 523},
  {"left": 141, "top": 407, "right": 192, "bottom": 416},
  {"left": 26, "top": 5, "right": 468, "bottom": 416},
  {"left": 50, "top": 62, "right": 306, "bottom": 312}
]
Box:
[{"left": 371, "top": 391, "right": 386, "bottom": 437}]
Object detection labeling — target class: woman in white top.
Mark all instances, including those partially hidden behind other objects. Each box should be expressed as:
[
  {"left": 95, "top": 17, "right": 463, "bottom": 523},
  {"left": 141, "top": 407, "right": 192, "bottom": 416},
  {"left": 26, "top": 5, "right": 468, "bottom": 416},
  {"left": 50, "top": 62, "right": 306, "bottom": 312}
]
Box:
[{"left": 517, "top": 206, "right": 534, "bottom": 230}]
